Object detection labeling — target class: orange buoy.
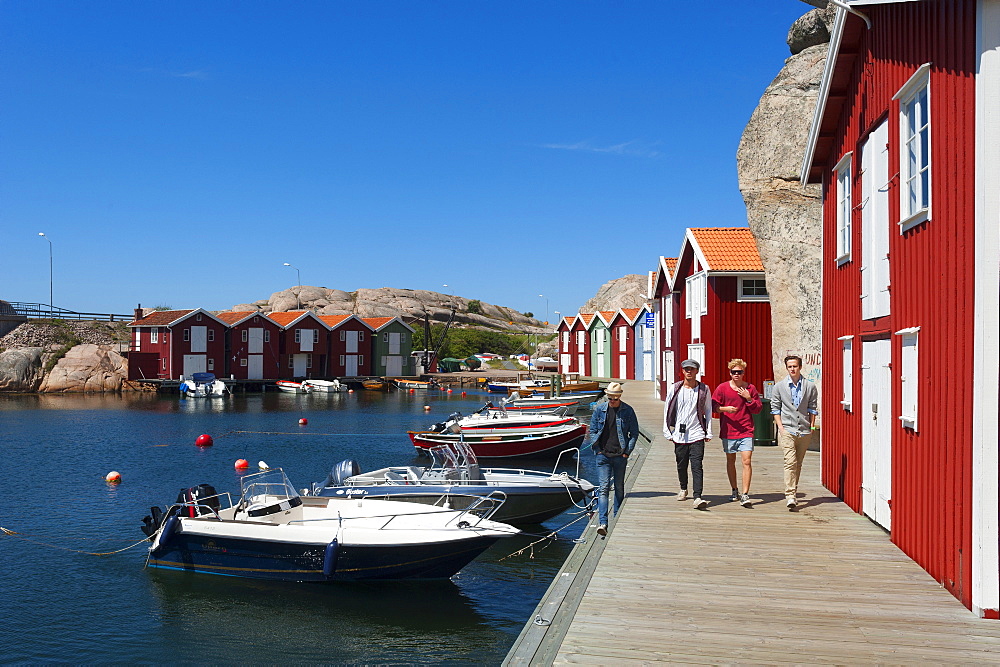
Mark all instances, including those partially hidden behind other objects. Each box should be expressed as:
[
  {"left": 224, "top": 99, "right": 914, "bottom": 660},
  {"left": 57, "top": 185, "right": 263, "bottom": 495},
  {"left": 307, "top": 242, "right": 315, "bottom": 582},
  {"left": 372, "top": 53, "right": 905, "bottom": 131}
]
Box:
[
  {"left": 105, "top": 471, "right": 121, "bottom": 484},
  {"left": 234, "top": 459, "right": 249, "bottom": 470},
  {"left": 299, "top": 418, "right": 308, "bottom": 425},
  {"left": 195, "top": 434, "right": 214, "bottom": 447}
]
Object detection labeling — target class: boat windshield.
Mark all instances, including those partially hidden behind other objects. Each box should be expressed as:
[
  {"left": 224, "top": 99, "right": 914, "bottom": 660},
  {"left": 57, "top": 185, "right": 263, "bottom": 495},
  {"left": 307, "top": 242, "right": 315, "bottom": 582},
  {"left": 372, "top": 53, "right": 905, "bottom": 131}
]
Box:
[
  {"left": 238, "top": 468, "right": 299, "bottom": 504},
  {"left": 428, "top": 442, "right": 479, "bottom": 470}
]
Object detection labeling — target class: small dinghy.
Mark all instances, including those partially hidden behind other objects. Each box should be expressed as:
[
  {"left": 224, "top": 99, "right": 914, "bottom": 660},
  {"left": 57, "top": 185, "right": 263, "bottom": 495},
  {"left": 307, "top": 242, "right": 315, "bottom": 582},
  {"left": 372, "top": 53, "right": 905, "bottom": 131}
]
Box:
[
  {"left": 308, "top": 441, "right": 594, "bottom": 525},
  {"left": 301, "top": 379, "right": 348, "bottom": 393},
  {"left": 275, "top": 380, "right": 313, "bottom": 393},
  {"left": 140, "top": 468, "right": 518, "bottom": 582}
]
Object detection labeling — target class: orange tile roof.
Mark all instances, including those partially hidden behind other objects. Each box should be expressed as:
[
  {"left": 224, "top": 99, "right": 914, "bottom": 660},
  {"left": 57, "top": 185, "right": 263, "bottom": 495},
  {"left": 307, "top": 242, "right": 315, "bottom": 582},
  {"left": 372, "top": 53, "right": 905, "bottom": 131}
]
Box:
[
  {"left": 319, "top": 314, "right": 351, "bottom": 327},
  {"left": 665, "top": 257, "right": 678, "bottom": 272},
  {"left": 578, "top": 313, "right": 595, "bottom": 327},
  {"left": 267, "top": 311, "right": 310, "bottom": 327},
  {"left": 129, "top": 309, "right": 194, "bottom": 326},
  {"left": 562, "top": 316, "right": 575, "bottom": 327},
  {"left": 598, "top": 310, "right": 617, "bottom": 324},
  {"left": 621, "top": 307, "right": 642, "bottom": 322},
  {"left": 215, "top": 311, "right": 257, "bottom": 325},
  {"left": 689, "top": 228, "right": 763, "bottom": 271},
  {"left": 362, "top": 317, "right": 395, "bottom": 330}
]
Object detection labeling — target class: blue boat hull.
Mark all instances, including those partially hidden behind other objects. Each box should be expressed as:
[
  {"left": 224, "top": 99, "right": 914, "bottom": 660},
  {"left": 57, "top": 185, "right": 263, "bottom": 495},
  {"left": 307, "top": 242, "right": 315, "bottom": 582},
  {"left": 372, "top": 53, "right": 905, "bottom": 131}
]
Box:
[{"left": 148, "top": 532, "right": 501, "bottom": 582}]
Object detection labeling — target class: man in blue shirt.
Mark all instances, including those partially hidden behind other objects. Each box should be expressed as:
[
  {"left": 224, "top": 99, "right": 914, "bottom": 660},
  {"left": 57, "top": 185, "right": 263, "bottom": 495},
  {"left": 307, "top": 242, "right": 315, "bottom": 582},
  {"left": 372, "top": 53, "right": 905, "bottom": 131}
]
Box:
[
  {"left": 583, "top": 382, "right": 640, "bottom": 536},
  {"left": 770, "top": 355, "right": 819, "bottom": 510}
]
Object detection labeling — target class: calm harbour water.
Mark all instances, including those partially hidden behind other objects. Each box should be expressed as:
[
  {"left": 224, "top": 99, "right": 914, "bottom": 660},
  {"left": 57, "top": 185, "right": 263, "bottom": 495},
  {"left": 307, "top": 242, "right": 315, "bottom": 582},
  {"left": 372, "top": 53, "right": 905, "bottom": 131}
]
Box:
[{"left": 0, "top": 389, "right": 595, "bottom": 665}]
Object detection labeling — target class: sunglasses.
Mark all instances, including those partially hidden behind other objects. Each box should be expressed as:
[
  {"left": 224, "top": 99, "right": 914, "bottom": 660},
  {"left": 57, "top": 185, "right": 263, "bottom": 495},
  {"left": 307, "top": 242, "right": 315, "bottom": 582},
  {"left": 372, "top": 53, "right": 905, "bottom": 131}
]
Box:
[{"left": 730, "top": 369, "right": 745, "bottom": 375}]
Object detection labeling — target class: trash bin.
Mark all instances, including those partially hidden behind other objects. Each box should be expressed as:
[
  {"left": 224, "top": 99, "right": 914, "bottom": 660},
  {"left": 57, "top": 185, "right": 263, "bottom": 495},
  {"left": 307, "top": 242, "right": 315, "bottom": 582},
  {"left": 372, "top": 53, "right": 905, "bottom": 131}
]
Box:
[{"left": 754, "top": 380, "right": 776, "bottom": 446}]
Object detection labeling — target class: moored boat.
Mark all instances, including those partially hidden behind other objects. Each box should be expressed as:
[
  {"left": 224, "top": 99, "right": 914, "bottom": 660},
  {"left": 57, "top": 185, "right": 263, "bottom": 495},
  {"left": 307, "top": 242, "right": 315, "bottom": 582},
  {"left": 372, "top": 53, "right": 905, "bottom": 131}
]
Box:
[
  {"left": 301, "top": 379, "right": 348, "bottom": 393},
  {"left": 361, "top": 378, "right": 387, "bottom": 391},
  {"left": 408, "top": 422, "right": 588, "bottom": 459},
  {"left": 307, "top": 441, "right": 594, "bottom": 525},
  {"left": 276, "top": 380, "right": 313, "bottom": 393},
  {"left": 140, "top": 468, "right": 518, "bottom": 582},
  {"left": 393, "top": 379, "right": 440, "bottom": 390},
  {"left": 179, "top": 373, "right": 228, "bottom": 398}
]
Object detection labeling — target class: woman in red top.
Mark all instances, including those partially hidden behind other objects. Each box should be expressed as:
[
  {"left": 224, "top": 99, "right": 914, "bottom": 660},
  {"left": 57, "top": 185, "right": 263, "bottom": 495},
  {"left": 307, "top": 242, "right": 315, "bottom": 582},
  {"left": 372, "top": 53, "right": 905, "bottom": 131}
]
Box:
[{"left": 712, "top": 358, "right": 762, "bottom": 507}]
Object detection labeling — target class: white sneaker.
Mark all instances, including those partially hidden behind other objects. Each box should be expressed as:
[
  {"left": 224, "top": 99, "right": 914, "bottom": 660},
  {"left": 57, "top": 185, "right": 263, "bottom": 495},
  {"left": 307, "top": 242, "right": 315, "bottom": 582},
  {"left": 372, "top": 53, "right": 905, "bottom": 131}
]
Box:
[
  {"left": 676, "top": 489, "right": 688, "bottom": 501},
  {"left": 786, "top": 497, "right": 797, "bottom": 510},
  {"left": 597, "top": 525, "right": 608, "bottom": 536},
  {"left": 740, "top": 493, "right": 752, "bottom": 507},
  {"left": 692, "top": 497, "right": 708, "bottom": 510}
]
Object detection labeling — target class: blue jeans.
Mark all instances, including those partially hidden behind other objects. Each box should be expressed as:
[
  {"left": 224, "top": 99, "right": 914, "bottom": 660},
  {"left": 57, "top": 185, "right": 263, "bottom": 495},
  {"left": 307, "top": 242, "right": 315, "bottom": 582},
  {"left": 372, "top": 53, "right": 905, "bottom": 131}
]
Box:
[{"left": 596, "top": 453, "right": 628, "bottom": 526}]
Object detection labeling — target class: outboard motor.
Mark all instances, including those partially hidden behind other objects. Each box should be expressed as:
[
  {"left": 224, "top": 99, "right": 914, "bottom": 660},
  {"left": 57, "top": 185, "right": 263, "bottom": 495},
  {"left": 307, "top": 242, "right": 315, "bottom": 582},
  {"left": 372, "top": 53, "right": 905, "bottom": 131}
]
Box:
[
  {"left": 331, "top": 459, "right": 361, "bottom": 486},
  {"left": 175, "top": 483, "right": 221, "bottom": 517},
  {"left": 140, "top": 506, "right": 165, "bottom": 538}
]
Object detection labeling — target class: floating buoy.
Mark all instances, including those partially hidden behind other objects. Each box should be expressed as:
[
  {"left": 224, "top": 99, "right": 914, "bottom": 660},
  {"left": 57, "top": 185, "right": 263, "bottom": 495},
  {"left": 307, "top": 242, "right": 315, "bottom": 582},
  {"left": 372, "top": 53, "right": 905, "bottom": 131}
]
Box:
[
  {"left": 447, "top": 388, "right": 453, "bottom": 393},
  {"left": 195, "top": 434, "right": 214, "bottom": 447},
  {"left": 348, "top": 389, "right": 354, "bottom": 393},
  {"left": 423, "top": 405, "right": 431, "bottom": 411},
  {"left": 299, "top": 418, "right": 308, "bottom": 425},
  {"left": 234, "top": 459, "right": 249, "bottom": 470},
  {"left": 409, "top": 388, "right": 415, "bottom": 394},
  {"left": 461, "top": 391, "right": 466, "bottom": 396},
  {"left": 105, "top": 471, "right": 121, "bottom": 484},
  {"left": 258, "top": 461, "right": 270, "bottom": 470}
]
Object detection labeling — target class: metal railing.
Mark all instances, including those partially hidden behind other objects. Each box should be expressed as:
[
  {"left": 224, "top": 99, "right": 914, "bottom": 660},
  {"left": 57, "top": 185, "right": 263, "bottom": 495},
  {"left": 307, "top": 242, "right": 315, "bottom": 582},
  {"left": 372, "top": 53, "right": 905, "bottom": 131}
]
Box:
[{"left": 5, "top": 302, "right": 132, "bottom": 322}]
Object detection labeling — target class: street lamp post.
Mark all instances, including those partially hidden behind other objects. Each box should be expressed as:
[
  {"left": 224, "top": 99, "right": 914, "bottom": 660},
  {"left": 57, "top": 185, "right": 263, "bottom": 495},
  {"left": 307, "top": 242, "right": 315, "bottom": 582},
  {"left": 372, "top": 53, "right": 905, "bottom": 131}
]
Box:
[
  {"left": 283, "top": 262, "right": 301, "bottom": 309},
  {"left": 38, "top": 233, "right": 52, "bottom": 316},
  {"left": 538, "top": 294, "right": 548, "bottom": 323}
]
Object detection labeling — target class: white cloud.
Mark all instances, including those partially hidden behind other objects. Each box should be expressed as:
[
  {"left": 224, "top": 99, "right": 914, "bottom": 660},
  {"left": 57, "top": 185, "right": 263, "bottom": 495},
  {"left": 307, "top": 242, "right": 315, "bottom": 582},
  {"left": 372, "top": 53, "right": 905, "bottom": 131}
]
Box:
[{"left": 541, "top": 139, "right": 661, "bottom": 158}]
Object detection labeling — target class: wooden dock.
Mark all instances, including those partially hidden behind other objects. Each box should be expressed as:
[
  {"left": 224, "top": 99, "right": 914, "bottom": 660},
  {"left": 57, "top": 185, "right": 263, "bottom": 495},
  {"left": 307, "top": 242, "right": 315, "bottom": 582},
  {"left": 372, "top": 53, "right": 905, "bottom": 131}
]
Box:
[{"left": 506, "top": 381, "right": 1000, "bottom": 664}]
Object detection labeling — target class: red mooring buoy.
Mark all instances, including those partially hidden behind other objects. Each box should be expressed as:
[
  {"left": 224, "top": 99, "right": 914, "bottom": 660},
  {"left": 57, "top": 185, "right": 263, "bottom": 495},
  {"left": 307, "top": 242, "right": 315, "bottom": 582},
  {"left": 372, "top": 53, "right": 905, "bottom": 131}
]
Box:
[
  {"left": 105, "top": 471, "right": 122, "bottom": 484},
  {"left": 195, "top": 434, "right": 214, "bottom": 447},
  {"left": 299, "top": 418, "right": 308, "bottom": 425},
  {"left": 234, "top": 459, "right": 249, "bottom": 470}
]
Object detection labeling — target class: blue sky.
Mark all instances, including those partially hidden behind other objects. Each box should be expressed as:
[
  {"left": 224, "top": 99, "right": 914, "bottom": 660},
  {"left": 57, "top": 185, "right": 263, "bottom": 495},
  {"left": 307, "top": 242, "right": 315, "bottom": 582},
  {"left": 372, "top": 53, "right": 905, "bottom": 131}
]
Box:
[{"left": 2, "top": 1, "right": 810, "bottom": 322}]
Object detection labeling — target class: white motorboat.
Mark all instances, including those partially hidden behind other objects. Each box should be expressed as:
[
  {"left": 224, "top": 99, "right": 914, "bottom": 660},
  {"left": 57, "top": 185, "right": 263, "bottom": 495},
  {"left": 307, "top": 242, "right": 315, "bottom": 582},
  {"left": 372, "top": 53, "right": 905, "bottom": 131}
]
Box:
[
  {"left": 301, "top": 379, "right": 348, "bottom": 393},
  {"left": 179, "top": 373, "right": 228, "bottom": 398},
  {"left": 140, "top": 468, "right": 518, "bottom": 582},
  {"left": 308, "top": 441, "right": 594, "bottom": 525},
  {"left": 275, "top": 380, "right": 313, "bottom": 394}
]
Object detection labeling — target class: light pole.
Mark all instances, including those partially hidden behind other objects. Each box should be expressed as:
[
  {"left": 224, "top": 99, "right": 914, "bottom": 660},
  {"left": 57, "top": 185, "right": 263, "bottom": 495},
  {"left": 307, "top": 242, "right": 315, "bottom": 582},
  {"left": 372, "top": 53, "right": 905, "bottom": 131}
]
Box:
[
  {"left": 283, "top": 262, "right": 301, "bottom": 309},
  {"left": 538, "top": 294, "right": 548, "bottom": 323},
  {"left": 38, "top": 233, "right": 52, "bottom": 316}
]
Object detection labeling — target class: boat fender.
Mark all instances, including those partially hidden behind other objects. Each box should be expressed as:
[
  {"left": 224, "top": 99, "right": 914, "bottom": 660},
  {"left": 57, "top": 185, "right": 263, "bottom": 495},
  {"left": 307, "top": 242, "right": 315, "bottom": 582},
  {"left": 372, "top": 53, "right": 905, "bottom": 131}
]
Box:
[
  {"left": 322, "top": 539, "right": 339, "bottom": 578},
  {"left": 331, "top": 459, "right": 361, "bottom": 486},
  {"left": 179, "top": 382, "right": 188, "bottom": 394},
  {"left": 158, "top": 514, "right": 180, "bottom": 548}
]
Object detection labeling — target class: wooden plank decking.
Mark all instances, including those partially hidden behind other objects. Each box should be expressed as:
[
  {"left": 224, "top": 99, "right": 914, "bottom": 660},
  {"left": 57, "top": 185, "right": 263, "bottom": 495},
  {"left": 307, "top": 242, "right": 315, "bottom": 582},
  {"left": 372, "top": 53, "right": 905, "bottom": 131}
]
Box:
[{"left": 506, "top": 381, "right": 1000, "bottom": 665}]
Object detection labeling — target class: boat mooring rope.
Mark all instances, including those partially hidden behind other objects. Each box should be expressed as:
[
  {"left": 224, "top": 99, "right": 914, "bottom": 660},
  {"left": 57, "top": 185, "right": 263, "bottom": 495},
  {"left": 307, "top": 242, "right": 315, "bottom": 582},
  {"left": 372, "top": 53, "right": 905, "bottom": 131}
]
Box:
[
  {"left": 0, "top": 526, "right": 149, "bottom": 556},
  {"left": 498, "top": 500, "right": 596, "bottom": 562}
]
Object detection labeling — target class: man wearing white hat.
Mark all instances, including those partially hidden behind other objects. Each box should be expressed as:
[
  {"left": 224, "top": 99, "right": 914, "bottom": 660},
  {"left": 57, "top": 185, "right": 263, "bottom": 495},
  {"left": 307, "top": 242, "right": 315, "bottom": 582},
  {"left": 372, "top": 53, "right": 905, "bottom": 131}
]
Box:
[{"left": 582, "top": 382, "right": 639, "bottom": 537}]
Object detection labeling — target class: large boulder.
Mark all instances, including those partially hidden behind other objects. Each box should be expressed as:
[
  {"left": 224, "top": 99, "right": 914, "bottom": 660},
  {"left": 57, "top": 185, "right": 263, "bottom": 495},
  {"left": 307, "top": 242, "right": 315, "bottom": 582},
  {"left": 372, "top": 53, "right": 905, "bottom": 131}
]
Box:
[
  {"left": 0, "top": 347, "right": 46, "bottom": 391},
  {"left": 39, "top": 344, "right": 128, "bottom": 393},
  {"left": 580, "top": 275, "right": 649, "bottom": 313},
  {"left": 737, "top": 11, "right": 828, "bottom": 388},
  {"left": 787, "top": 3, "right": 836, "bottom": 54}
]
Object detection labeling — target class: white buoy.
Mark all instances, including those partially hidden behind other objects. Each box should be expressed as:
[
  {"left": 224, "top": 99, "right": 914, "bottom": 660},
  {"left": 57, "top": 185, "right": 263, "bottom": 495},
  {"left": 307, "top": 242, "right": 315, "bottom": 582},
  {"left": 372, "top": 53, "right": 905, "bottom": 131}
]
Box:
[{"left": 258, "top": 461, "right": 270, "bottom": 470}]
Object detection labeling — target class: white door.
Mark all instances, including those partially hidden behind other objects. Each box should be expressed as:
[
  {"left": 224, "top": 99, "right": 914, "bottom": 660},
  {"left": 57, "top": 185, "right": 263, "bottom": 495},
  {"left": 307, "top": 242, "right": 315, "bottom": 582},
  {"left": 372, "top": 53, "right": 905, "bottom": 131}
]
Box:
[
  {"left": 248, "top": 328, "right": 264, "bottom": 354},
  {"left": 861, "top": 119, "right": 891, "bottom": 320},
  {"left": 293, "top": 354, "right": 308, "bottom": 376},
  {"left": 190, "top": 326, "right": 207, "bottom": 353},
  {"left": 345, "top": 355, "right": 359, "bottom": 376},
  {"left": 687, "top": 344, "right": 705, "bottom": 380},
  {"left": 664, "top": 350, "right": 675, "bottom": 383},
  {"left": 248, "top": 354, "right": 264, "bottom": 379},
  {"left": 388, "top": 333, "right": 401, "bottom": 355},
  {"left": 386, "top": 355, "right": 402, "bottom": 375},
  {"left": 560, "top": 353, "right": 571, "bottom": 373},
  {"left": 861, "top": 339, "right": 892, "bottom": 530},
  {"left": 345, "top": 331, "right": 359, "bottom": 353},
  {"left": 183, "top": 354, "right": 206, "bottom": 377},
  {"left": 300, "top": 329, "right": 314, "bottom": 352}
]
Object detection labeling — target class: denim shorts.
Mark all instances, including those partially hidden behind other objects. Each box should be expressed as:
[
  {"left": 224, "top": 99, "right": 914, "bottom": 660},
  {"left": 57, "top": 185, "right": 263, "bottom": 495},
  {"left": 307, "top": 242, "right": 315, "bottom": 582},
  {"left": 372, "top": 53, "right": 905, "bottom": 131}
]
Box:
[{"left": 722, "top": 437, "right": 753, "bottom": 454}]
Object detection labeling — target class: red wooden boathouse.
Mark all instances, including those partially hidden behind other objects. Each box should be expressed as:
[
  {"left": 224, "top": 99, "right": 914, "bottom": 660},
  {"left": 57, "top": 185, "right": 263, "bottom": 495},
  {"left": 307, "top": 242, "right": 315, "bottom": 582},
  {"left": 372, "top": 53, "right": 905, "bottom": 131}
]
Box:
[
  {"left": 127, "top": 307, "right": 227, "bottom": 381},
  {"left": 801, "top": 0, "right": 1000, "bottom": 616},
  {"left": 266, "top": 311, "right": 331, "bottom": 378},
  {"left": 216, "top": 311, "right": 282, "bottom": 380},
  {"left": 320, "top": 314, "right": 374, "bottom": 377}
]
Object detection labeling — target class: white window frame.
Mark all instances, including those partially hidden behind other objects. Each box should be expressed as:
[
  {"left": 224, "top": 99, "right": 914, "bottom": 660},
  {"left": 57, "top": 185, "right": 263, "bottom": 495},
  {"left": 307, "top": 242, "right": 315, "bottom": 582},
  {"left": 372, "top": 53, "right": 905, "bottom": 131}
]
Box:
[
  {"left": 340, "top": 330, "right": 346, "bottom": 341},
  {"left": 894, "top": 63, "right": 932, "bottom": 231},
  {"left": 313, "top": 329, "right": 319, "bottom": 344},
  {"left": 738, "top": 277, "right": 769, "bottom": 302},
  {"left": 183, "top": 328, "right": 190, "bottom": 342},
  {"left": 150, "top": 329, "right": 158, "bottom": 344},
  {"left": 207, "top": 358, "right": 214, "bottom": 370},
  {"left": 307, "top": 353, "right": 313, "bottom": 369},
  {"left": 264, "top": 330, "right": 270, "bottom": 343},
  {"left": 240, "top": 358, "right": 248, "bottom": 367},
  {"left": 895, "top": 326, "right": 920, "bottom": 430},
  {"left": 295, "top": 329, "right": 301, "bottom": 344},
  {"left": 839, "top": 335, "right": 853, "bottom": 411},
  {"left": 208, "top": 329, "right": 215, "bottom": 342},
  {"left": 685, "top": 272, "right": 707, "bottom": 318},
  {"left": 241, "top": 329, "right": 248, "bottom": 343},
  {"left": 835, "top": 151, "right": 853, "bottom": 263}
]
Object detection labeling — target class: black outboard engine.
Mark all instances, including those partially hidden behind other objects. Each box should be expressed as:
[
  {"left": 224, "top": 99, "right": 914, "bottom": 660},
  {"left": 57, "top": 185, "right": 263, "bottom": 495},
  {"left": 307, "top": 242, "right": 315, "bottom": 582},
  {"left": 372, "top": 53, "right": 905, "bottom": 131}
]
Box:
[
  {"left": 330, "top": 459, "right": 361, "bottom": 486},
  {"left": 140, "top": 506, "right": 165, "bottom": 538},
  {"left": 175, "top": 483, "right": 221, "bottom": 517}
]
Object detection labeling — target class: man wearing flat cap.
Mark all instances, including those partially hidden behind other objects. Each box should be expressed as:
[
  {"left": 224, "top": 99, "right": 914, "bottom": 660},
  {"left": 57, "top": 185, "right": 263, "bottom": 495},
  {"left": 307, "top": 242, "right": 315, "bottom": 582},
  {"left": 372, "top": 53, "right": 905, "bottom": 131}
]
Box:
[
  {"left": 582, "top": 382, "right": 639, "bottom": 537},
  {"left": 663, "top": 359, "right": 714, "bottom": 509}
]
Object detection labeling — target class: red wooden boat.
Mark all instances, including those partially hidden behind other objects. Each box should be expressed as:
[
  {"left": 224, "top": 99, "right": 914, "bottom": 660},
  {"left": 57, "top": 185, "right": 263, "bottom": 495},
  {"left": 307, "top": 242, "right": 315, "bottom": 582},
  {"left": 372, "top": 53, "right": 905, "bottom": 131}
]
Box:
[{"left": 407, "top": 423, "right": 588, "bottom": 459}]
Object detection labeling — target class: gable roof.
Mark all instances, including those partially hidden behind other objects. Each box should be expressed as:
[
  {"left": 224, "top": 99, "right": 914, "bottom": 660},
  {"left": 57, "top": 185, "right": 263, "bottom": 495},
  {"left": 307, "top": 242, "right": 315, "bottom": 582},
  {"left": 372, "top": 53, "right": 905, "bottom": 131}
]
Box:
[
  {"left": 128, "top": 308, "right": 227, "bottom": 327},
  {"left": 361, "top": 316, "right": 415, "bottom": 333},
  {"left": 653, "top": 256, "right": 679, "bottom": 294},
  {"left": 683, "top": 228, "right": 764, "bottom": 272},
  {"left": 595, "top": 310, "right": 617, "bottom": 326},
  {"left": 215, "top": 311, "right": 272, "bottom": 327},
  {"left": 266, "top": 311, "right": 331, "bottom": 330},
  {"left": 620, "top": 307, "right": 646, "bottom": 325},
  {"left": 577, "top": 313, "right": 596, "bottom": 328},
  {"left": 319, "top": 314, "right": 375, "bottom": 331}
]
